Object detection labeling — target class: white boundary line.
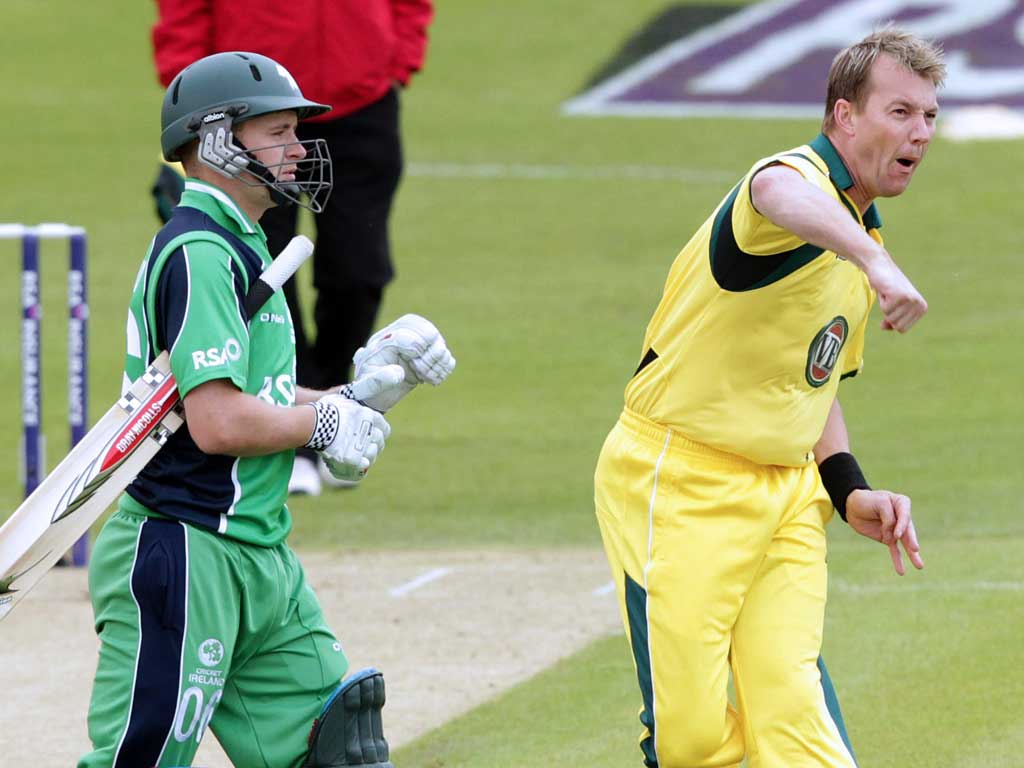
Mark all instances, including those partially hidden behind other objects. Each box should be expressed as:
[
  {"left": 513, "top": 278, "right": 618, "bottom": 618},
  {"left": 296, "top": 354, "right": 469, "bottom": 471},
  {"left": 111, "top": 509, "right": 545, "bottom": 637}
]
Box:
[
  {"left": 407, "top": 161, "right": 735, "bottom": 183},
  {"left": 389, "top": 567, "right": 453, "bottom": 597}
]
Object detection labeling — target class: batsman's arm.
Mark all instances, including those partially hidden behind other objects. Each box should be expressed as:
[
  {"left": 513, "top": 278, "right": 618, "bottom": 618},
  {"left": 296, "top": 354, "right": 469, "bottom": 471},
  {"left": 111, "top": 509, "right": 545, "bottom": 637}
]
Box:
[
  {"left": 179, "top": 235, "right": 324, "bottom": 455},
  {"left": 292, "top": 364, "right": 407, "bottom": 409},
  {"left": 296, "top": 386, "right": 332, "bottom": 406},
  {"left": 186, "top": 362, "right": 406, "bottom": 454},
  {"left": 184, "top": 382, "right": 316, "bottom": 456}
]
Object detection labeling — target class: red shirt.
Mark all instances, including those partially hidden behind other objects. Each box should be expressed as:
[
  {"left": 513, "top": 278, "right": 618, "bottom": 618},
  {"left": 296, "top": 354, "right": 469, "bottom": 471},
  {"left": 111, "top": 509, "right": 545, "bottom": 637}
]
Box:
[{"left": 152, "top": 0, "right": 433, "bottom": 120}]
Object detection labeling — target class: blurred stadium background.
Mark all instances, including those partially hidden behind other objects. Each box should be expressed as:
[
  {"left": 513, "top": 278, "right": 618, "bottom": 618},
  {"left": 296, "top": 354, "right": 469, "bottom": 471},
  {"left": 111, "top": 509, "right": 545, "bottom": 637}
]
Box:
[{"left": 3, "top": 1, "right": 1022, "bottom": 766}]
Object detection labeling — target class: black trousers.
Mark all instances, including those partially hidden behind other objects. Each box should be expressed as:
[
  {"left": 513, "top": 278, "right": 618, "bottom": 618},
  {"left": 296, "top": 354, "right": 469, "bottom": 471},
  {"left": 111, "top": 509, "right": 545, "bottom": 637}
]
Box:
[{"left": 262, "top": 87, "right": 402, "bottom": 392}]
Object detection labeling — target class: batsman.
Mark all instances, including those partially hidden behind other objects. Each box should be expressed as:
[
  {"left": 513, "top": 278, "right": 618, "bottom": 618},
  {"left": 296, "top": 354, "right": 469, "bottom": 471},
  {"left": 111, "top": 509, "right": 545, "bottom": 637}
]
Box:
[{"left": 78, "top": 52, "right": 455, "bottom": 768}]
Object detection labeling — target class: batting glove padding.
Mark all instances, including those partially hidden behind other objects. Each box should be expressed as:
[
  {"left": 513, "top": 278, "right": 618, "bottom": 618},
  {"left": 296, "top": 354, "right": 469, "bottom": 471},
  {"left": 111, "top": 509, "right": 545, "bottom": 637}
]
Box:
[
  {"left": 305, "top": 396, "right": 390, "bottom": 482},
  {"left": 352, "top": 314, "right": 456, "bottom": 412},
  {"left": 340, "top": 365, "right": 407, "bottom": 411}
]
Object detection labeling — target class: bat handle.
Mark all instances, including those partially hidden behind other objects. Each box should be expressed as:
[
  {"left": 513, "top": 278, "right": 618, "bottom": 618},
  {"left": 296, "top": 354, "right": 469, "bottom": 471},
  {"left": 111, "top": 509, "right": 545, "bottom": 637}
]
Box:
[{"left": 244, "top": 235, "right": 314, "bottom": 318}]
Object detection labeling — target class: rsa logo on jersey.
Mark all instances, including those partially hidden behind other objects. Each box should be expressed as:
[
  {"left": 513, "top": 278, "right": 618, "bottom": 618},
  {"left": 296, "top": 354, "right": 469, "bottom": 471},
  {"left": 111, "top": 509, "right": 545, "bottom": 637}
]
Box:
[
  {"left": 806, "top": 316, "right": 848, "bottom": 388},
  {"left": 564, "top": 0, "right": 1024, "bottom": 119}
]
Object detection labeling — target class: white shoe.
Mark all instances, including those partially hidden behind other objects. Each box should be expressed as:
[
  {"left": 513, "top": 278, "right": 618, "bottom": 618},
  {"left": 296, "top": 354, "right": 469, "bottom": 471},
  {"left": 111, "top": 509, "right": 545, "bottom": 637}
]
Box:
[
  {"left": 318, "top": 456, "right": 361, "bottom": 490},
  {"left": 289, "top": 456, "right": 322, "bottom": 496}
]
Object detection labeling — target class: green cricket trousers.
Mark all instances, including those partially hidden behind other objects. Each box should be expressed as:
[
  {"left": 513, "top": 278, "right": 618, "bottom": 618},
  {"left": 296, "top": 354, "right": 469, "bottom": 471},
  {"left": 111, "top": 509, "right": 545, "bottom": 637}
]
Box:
[{"left": 78, "top": 508, "right": 349, "bottom": 768}]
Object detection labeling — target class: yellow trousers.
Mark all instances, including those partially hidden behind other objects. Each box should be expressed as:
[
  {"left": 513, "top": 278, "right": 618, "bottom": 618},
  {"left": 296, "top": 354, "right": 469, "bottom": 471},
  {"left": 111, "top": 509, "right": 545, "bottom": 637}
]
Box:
[{"left": 594, "top": 409, "right": 856, "bottom": 768}]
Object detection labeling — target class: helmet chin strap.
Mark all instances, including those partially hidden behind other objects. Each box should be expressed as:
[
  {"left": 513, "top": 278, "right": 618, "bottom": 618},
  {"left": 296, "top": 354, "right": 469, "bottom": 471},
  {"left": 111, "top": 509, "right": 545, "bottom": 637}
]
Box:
[{"left": 232, "top": 136, "right": 300, "bottom": 207}]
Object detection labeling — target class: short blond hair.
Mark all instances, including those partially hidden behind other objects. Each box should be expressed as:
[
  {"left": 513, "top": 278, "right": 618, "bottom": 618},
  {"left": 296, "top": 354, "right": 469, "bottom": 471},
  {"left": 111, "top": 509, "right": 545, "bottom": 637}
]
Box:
[{"left": 822, "top": 26, "right": 946, "bottom": 132}]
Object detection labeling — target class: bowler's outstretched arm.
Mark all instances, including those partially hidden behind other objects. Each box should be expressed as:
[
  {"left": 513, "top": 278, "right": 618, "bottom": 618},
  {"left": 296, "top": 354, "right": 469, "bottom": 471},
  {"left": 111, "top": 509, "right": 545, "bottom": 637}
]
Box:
[{"left": 751, "top": 165, "right": 927, "bottom": 333}]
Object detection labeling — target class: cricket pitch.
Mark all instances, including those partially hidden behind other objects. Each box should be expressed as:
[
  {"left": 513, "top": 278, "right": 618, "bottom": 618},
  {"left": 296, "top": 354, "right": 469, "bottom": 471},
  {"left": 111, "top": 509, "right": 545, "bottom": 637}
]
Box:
[{"left": 0, "top": 548, "right": 619, "bottom": 767}]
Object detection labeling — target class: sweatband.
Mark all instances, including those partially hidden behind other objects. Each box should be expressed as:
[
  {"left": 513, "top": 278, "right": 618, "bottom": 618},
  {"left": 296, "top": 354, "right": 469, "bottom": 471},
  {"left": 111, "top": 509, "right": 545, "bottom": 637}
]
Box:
[{"left": 818, "top": 452, "right": 870, "bottom": 522}]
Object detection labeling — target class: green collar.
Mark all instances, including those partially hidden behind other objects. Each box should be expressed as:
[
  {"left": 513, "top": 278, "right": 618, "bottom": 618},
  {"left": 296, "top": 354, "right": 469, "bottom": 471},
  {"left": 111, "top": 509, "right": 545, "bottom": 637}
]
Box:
[
  {"left": 179, "top": 178, "right": 264, "bottom": 238},
  {"left": 809, "top": 134, "right": 882, "bottom": 230}
]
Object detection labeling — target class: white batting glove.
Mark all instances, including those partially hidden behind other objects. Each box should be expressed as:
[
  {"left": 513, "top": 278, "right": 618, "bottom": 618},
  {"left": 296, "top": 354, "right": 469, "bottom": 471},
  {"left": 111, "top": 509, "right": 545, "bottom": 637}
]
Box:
[
  {"left": 352, "top": 314, "right": 456, "bottom": 411},
  {"left": 304, "top": 395, "right": 390, "bottom": 482},
  {"left": 337, "top": 364, "right": 408, "bottom": 414}
]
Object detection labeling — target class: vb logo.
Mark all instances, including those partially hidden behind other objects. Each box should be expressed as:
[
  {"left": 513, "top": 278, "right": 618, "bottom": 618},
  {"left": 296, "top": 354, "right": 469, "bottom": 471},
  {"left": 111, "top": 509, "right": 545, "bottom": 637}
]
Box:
[{"left": 805, "top": 316, "right": 848, "bottom": 387}]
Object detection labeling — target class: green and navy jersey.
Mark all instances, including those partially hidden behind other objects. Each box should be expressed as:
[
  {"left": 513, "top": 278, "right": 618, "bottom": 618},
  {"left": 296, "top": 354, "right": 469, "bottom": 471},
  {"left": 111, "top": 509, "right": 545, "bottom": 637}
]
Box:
[{"left": 120, "top": 179, "right": 297, "bottom": 546}]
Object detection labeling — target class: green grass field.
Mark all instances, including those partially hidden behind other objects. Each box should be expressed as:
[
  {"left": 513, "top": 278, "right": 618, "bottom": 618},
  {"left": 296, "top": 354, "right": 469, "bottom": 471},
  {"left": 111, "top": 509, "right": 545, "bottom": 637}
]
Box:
[{"left": 4, "top": 1, "right": 1022, "bottom": 766}]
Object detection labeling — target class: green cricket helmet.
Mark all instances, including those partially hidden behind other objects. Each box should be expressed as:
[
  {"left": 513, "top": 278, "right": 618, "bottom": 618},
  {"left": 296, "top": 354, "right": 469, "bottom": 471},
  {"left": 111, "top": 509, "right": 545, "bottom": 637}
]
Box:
[{"left": 160, "top": 51, "right": 333, "bottom": 212}]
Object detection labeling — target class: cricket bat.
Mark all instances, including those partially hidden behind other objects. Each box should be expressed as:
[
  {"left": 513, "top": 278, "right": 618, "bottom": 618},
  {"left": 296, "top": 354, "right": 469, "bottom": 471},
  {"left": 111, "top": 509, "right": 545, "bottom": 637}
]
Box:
[{"left": 0, "top": 235, "right": 314, "bottom": 621}]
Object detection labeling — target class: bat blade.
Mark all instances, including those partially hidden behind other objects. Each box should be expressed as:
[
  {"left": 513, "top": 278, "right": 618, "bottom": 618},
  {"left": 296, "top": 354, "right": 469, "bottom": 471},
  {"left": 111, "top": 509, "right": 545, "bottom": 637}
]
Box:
[{"left": 0, "top": 352, "right": 184, "bottom": 621}]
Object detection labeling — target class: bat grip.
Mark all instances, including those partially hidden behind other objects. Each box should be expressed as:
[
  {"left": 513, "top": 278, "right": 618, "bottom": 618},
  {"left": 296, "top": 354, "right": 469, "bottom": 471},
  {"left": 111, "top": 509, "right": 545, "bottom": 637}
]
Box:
[{"left": 244, "top": 235, "right": 314, "bottom": 318}]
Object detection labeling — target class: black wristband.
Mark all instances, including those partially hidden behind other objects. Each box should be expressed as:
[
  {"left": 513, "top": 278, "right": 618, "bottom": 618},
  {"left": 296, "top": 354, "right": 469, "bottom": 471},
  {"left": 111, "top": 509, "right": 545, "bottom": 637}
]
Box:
[{"left": 817, "top": 452, "right": 870, "bottom": 523}]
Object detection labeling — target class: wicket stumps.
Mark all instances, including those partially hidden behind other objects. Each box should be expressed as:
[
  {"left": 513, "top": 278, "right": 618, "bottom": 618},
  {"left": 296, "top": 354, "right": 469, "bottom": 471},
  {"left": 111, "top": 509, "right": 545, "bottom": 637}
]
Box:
[{"left": 0, "top": 223, "right": 89, "bottom": 566}]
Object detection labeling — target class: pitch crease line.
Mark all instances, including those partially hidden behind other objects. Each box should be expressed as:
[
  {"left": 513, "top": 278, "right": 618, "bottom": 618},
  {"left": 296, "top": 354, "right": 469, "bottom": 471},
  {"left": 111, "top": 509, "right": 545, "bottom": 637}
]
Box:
[
  {"left": 389, "top": 567, "right": 452, "bottom": 597},
  {"left": 593, "top": 581, "right": 616, "bottom": 596}
]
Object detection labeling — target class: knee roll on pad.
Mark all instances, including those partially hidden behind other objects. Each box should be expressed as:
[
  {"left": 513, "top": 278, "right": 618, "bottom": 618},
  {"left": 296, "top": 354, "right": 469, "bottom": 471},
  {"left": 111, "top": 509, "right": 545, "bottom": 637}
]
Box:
[{"left": 305, "top": 667, "right": 394, "bottom": 768}]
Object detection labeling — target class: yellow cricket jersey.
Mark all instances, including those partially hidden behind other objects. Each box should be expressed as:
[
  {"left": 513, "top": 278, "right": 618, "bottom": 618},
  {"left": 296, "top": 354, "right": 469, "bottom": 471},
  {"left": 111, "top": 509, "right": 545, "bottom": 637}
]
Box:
[{"left": 625, "top": 134, "right": 878, "bottom": 467}]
